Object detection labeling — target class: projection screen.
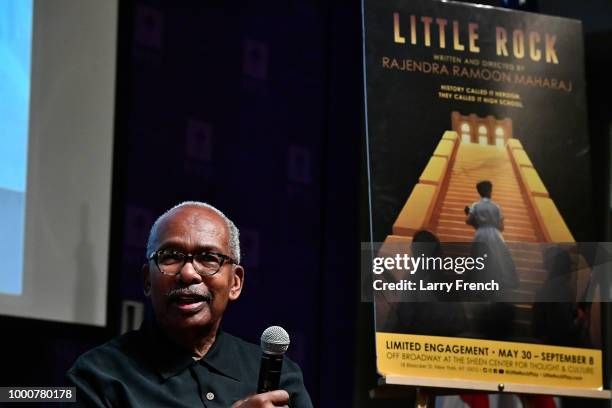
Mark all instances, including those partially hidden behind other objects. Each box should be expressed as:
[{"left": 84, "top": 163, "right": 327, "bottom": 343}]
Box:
[{"left": 0, "top": 0, "right": 117, "bottom": 326}]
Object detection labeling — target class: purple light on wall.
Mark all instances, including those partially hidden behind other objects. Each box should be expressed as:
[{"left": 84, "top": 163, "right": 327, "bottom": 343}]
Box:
[
  {"left": 287, "top": 145, "right": 312, "bottom": 185},
  {"left": 134, "top": 4, "right": 163, "bottom": 49},
  {"left": 124, "top": 205, "right": 154, "bottom": 249},
  {"left": 240, "top": 229, "right": 260, "bottom": 269},
  {"left": 185, "top": 119, "right": 214, "bottom": 162},
  {"left": 243, "top": 38, "right": 269, "bottom": 80}
]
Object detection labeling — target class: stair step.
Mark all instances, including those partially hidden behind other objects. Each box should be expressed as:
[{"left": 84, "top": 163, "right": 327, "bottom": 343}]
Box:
[
  {"left": 447, "top": 185, "right": 522, "bottom": 195},
  {"left": 446, "top": 181, "right": 521, "bottom": 190},
  {"left": 442, "top": 200, "right": 530, "bottom": 212},
  {"left": 437, "top": 220, "right": 537, "bottom": 236},
  {"left": 437, "top": 212, "right": 534, "bottom": 226},
  {"left": 448, "top": 177, "right": 519, "bottom": 183},
  {"left": 444, "top": 194, "right": 527, "bottom": 206},
  {"left": 434, "top": 226, "right": 537, "bottom": 242},
  {"left": 440, "top": 202, "right": 529, "bottom": 213},
  {"left": 437, "top": 233, "right": 473, "bottom": 242}
]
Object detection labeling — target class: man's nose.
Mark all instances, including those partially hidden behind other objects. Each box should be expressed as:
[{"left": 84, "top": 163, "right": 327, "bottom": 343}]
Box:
[{"left": 178, "top": 260, "right": 203, "bottom": 284}]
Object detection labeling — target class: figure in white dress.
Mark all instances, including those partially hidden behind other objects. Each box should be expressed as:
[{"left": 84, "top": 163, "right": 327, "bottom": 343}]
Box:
[{"left": 465, "top": 180, "right": 518, "bottom": 290}]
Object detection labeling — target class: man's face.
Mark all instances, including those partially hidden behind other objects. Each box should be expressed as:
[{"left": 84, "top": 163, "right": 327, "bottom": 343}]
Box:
[{"left": 143, "top": 206, "right": 244, "bottom": 335}]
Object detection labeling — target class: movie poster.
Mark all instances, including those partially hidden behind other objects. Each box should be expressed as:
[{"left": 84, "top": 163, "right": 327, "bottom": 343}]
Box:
[{"left": 362, "top": 0, "right": 609, "bottom": 396}]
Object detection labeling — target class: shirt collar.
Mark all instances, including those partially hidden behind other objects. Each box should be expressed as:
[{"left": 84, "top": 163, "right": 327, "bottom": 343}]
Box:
[
  {"left": 143, "top": 318, "right": 194, "bottom": 380},
  {"left": 201, "top": 329, "right": 242, "bottom": 382},
  {"left": 142, "top": 318, "right": 242, "bottom": 382}
]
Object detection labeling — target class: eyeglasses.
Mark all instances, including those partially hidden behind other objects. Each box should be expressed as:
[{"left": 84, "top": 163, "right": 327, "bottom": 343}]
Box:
[{"left": 149, "top": 249, "right": 237, "bottom": 277}]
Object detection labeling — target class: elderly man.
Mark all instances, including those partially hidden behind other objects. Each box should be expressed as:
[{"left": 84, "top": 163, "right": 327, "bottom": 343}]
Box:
[{"left": 67, "top": 201, "right": 312, "bottom": 407}]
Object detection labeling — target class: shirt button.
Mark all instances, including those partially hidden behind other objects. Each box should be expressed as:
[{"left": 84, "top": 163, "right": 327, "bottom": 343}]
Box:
[{"left": 206, "top": 392, "right": 215, "bottom": 401}]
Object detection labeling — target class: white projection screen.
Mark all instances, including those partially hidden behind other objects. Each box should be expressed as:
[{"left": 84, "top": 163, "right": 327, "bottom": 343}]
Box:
[{"left": 0, "top": 0, "right": 118, "bottom": 326}]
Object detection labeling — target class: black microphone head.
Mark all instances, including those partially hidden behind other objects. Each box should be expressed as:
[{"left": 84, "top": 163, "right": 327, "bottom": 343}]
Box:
[{"left": 260, "top": 326, "right": 290, "bottom": 355}]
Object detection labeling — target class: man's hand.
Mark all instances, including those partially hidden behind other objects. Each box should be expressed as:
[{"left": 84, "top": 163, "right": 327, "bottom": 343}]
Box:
[{"left": 231, "top": 390, "right": 289, "bottom": 408}]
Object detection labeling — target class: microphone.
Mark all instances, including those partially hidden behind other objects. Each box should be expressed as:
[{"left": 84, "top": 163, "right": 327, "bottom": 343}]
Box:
[{"left": 257, "top": 326, "right": 290, "bottom": 394}]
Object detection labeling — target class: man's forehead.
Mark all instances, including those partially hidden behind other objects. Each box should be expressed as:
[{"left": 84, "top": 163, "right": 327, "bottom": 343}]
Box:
[{"left": 152, "top": 206, "right": 229, "bottom": 246}]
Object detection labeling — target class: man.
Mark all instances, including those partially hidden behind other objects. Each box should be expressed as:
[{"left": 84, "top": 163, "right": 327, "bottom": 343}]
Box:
[{"left": 67, "top": 201, "right": 312, "bottom": 407}]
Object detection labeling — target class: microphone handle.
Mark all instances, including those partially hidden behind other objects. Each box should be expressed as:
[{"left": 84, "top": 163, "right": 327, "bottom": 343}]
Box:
[{"left": 257, "top": 352, "right": 284, "bottom": 393}]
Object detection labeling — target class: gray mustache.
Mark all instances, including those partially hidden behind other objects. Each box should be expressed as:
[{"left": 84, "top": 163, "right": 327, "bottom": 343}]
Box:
[{"left": 166, "top": 287, "right": 213, "bottom": 303}]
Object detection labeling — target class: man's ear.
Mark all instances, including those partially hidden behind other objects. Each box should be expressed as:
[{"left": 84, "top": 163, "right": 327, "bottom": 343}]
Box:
[
  {"left": 228, "top": 265, "right": 244, "bottom": 301},
  {"left": 142, "top": 264, "right": 151, "bottom": 297}
]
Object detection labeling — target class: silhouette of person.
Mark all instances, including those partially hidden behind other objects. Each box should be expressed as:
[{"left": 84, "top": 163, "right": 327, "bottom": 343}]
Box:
[
  {"left": 384, "top": 230, "right": 467, "bottom": 336},
  {"left": 533, "top": 246, "right": 585, "bottom": 347}
]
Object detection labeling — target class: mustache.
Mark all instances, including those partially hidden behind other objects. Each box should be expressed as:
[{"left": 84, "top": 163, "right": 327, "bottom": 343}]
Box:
[{"left": 166, "top": 287, "right": 213, "bottom": 303}]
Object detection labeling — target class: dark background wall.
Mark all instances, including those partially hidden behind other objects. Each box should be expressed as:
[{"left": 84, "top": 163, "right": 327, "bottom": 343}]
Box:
[{"left": 0, "top": 1, "right": 610, "bottom": 407}]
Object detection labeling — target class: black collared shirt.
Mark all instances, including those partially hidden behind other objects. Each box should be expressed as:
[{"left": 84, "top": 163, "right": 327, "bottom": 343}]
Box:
[{"left": 66, "top": 322, "right": 312, "bottom": 407}]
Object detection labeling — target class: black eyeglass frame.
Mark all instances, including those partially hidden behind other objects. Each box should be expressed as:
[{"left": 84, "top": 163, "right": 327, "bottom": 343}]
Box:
[{"left": 148, "top": 249, "right": 238, "bottom": 277}]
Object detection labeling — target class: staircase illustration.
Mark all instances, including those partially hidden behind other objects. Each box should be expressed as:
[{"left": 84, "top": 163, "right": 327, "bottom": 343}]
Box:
[
  {"left": 433, "top": 143, "right": 538, "bottom": 243},
  {"left": 383, "top": 112, "right": 576, "bottom": 339}
]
